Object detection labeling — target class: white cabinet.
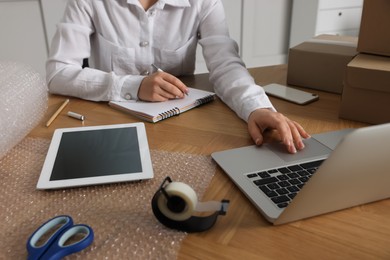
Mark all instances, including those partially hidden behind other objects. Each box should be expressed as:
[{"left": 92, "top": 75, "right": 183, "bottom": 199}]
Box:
[
  {"left": 199, "top": 0, "right": 292, "bottom": 71},
  {"left": 41, "top": 0, "right": 69, "bottom": 48},
  {"left": 0, "top": 0, "right": 48, "bottom": 76},
  {"left": 241, "top": 0, "right": 292, "bottom": 68},
  {"left": 289, "top": 0, "right": 363, "bottom": 47}
]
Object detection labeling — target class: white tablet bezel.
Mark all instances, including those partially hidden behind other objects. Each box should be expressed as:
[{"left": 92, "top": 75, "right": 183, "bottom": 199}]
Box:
[{"left": 37, "top": 123, "right": 153, "bottom": 189}]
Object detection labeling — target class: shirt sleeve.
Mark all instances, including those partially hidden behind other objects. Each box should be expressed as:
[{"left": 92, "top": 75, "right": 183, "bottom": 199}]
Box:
[
  {"left": 46, "top": 0, "right": 142, "bottom": 102},
  {"left": 197, "top": 0, "right": 276, "bottom": 122}
]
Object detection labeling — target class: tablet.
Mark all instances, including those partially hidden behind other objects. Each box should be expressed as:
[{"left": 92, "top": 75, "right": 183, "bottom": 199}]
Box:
[{"left": 37, "top": 123, "right": 153, "bottom": 189}]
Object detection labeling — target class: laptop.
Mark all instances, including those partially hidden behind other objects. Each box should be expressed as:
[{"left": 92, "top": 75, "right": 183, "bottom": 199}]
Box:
[{"left": 211, "top": 123, "right": 390, "bottom": 225}]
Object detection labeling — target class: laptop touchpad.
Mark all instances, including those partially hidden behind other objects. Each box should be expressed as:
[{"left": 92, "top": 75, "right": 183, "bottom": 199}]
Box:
[{"left": 266, "top": 138, "right": 332, "bottom": 163}]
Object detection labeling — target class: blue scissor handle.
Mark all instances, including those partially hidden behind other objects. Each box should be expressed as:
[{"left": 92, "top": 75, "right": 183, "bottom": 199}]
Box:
[
  {"left": 27, "top": 215, "right": 94, "bottom": 260},
  {"left": 27, "top": 215, "right": 73, "bottom": 260},
  {"left": 39, "top": 224, "right": 94, "bottom": 260}
]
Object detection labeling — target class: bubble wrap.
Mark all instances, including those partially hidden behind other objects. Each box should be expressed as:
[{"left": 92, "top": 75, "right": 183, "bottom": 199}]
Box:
[
  {"left": 0, "top": 61, "right": 47, "bottom": 160},
  {"left": 0, "top": 138, "right": 217, "bottom": 259}
]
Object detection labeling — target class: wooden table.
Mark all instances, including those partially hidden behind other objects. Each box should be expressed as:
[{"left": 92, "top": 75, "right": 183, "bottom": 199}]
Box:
[{"left": 29, "top": 65, "right": 390, "bottom": 259}]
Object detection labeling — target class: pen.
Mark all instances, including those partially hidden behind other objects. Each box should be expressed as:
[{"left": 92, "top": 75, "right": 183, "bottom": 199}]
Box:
[
  {"left": 151, "top": 64, "right": 189, "bottom": 96},
  {"left": 67, "top": 111, "right": 85, "bottom": 121},
  {"left": 46, "top": 99, "right": 70, "bottom": 127},
  {"left": 152, "top": 63, "right": 163, "bottom": 72}
]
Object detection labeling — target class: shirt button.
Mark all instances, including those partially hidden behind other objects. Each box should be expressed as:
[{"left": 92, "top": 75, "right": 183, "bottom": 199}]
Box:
[
  {"left": 141, "top": 70, "right": 150, "bottom": 75},
  {"left": 139, "top": 41, "right": 149, "bottom": 47},
  {"left": 125, "top": 93, "right": 132, "bottom": 100}
]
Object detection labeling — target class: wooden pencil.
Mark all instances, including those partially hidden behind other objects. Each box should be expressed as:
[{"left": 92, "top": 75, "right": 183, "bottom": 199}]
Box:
[{"left": 45, "top": 99, "right": 70, "bottom": 127}]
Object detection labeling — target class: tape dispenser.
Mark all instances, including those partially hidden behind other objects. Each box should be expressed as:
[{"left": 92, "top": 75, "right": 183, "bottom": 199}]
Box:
[{"left": 151, "top": 177, "right": 229, "bottom": 232}]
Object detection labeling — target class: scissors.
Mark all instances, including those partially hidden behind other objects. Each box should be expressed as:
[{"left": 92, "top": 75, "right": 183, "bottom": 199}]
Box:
[{"left": 26, "top": 215, "right": 94, "bottom": 260}]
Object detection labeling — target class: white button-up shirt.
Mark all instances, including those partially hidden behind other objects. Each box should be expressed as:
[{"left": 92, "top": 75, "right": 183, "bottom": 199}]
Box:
[{"left": 46, "top": 0, "right": 275, "bottom": 121}]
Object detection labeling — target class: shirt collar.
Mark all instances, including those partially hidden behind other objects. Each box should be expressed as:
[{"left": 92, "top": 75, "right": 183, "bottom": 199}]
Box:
[
  {"left": 126, "top": 0, "right": 190, "bottom": 8},
  {"left": 161, "top": 0, "right": 190, "bottom": 7}
]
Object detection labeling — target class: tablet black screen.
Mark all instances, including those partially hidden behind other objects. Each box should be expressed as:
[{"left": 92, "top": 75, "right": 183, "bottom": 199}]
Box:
[{"left": 50, "top": 127, "right": 142, "bottom": 180}]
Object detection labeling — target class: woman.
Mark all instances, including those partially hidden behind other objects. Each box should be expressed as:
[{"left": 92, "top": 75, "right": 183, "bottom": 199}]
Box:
[{"left": 46, "top": 0, "right": 309, "bottom": 153}]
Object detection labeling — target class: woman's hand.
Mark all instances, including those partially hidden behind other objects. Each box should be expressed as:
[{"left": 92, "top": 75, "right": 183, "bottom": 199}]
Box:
[
  {"left": 138, "top": 71, "right": 189, "bottom": 101},
  {"left": 248, "top": 108, "right": 310, "bottom": 154}
]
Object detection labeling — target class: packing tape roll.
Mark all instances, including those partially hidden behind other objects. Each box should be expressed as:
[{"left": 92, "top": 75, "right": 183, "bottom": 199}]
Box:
[
  {"left": 157, "top": 182, "right": 198, "bottom": 221},
  {"left": 152, "top": 177, "right": 229, "bottom": 233}
]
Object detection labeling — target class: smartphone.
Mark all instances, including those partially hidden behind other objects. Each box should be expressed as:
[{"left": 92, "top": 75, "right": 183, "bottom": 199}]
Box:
[{"left": 263, "top": 83, "right": 319, "bottom": 105}]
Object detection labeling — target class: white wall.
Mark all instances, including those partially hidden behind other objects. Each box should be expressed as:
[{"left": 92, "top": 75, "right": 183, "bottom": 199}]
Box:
[
  {"left": 0, "top": 0, "right": 48, "bottom": 75},
  {"left": 241, "top": 0, "right": 292, "bottom": 68}
]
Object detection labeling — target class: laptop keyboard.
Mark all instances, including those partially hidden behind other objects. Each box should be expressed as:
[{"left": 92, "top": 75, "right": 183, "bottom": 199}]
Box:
[{"left": 246, "top": 159, "right": 325, "bottom": 208}]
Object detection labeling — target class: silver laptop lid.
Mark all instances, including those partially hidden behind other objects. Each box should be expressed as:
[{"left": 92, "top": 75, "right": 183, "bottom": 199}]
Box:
[
  {"left": 212, "top": 133, "right": 339, "bottom": 222},
  {"left": 275, "top": 123, "right": 390, "bottom": 224},
  {"left": 212, "top": 124, "right": 390, "bottom": 224}
]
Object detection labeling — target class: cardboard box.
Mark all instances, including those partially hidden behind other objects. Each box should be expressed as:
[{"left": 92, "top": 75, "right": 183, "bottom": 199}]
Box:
[
  {"left": 357, "top": 0, "right": 390, "bottom": 57},
  {"left": 340, "top": 54, "right": 390, "bottom": 124},
  {"left": 287, "top": 35, "right": 358, "bottom": 94}
]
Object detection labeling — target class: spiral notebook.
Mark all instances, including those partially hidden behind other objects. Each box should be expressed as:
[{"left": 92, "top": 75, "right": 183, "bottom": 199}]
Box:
[{"left": 109, "top": 88, "right": 215, "bottom": 123}]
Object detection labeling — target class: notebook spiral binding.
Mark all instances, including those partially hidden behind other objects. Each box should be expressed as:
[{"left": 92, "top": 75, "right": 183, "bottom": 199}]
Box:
[
  {"left": 158, "top": 107, "right": 181, "bottom": 120},
  {"left": 195, "top": 95, "right": 215, "bottom": 106}
]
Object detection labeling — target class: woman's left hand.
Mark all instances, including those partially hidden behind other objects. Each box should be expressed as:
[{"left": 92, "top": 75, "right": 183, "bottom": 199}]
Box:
[{"left": 247, "top": 108, "right": 310, "bottom": 154}]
